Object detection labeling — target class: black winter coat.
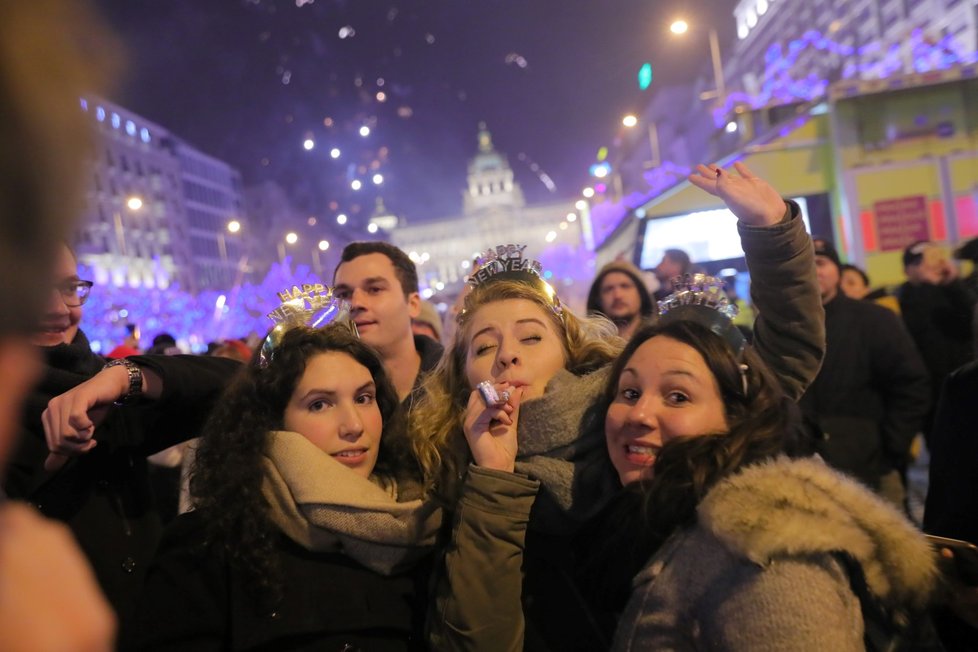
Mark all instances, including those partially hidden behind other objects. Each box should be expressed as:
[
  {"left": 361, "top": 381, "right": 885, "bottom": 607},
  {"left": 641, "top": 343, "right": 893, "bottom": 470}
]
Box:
[
  {"left": 800, "top": 294, "right": 930, "bottom": 487},
  {"left": 128, "top": 510, "right": 431, "bottom": 652},
  {"left": 4, "top": 333, "right": 239, "bottom": 632}
]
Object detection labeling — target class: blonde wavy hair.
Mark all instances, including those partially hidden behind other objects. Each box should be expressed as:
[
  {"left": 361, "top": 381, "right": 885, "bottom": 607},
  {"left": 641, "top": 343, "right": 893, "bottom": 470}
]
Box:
[{"left": 410, "top": 279, "right": 623, "bottom": 502}]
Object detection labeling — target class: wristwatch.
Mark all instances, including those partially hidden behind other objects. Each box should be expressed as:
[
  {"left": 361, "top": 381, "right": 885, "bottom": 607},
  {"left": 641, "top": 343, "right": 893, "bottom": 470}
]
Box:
[{"left": 102, "top": 358, "right": 144, "bottom": 404}]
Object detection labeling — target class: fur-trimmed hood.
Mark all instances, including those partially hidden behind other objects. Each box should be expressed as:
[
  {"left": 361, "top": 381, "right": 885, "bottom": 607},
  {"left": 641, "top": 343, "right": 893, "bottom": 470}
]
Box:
[{"left": 698, "top": 456, "right": 937, "bottom": 610}]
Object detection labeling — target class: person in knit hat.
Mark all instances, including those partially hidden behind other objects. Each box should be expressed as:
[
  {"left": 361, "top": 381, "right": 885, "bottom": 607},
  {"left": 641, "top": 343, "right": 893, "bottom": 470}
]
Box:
[{"left": 586, "top": 260, "right": 655, "bottom": 341}]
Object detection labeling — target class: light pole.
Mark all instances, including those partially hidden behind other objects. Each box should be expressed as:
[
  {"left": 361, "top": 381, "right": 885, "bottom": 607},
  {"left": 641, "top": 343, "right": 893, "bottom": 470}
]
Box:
[
  {"left": 670, "top": 19, "right": 726, "bottom": 109},
  {"left": 278, "top": 232, "right": 298, "bottom": 265},
  {"left": 312, "top": 239, "right": 329, "bottom": 276},
  {"left": 113, "top": 194, "right": 144, "bottom": 257},
  {"left": 622, "top": 114, "right": 662, "bottom": 169}
]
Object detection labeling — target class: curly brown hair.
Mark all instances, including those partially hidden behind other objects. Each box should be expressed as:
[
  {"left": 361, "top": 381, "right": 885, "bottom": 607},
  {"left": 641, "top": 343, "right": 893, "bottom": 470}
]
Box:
[
  {"left": 410, "top": 278, "right": 623, "bottom": 503},
  {"left": 189, "top": 324, "right": 413, "bottom": 609}
]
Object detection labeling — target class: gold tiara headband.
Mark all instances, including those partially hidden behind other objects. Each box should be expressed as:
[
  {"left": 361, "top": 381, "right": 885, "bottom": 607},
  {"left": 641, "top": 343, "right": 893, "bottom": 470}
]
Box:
[
  {"left": 258, "top": 282, "right": 356, "bottom": 368},
  {"left": 657, "top": 273, "right": 746, "bottom": 358},
  {"left": 458, "top": 244, "right": 562, "bottom": 323}
]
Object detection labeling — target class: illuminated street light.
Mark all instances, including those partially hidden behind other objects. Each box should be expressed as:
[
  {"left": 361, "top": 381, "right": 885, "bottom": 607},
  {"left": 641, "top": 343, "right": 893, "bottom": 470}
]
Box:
[
  {"left": 725, "top": 120, "right": 738, "bottom": 133},
  {"left": 367, "top": 223, "right": 379, "bottom": 234},
  {"left": 336, "top": 213, "right": 348, "bottom": 225},
  {"left": 575, "top": 199, "right": 587, "bottom": 210},
  {"left": 359, "top": 125, "right": 371, "bottom": 137},
  {"left": 670, "top": 19, "right": 726, "bottom": 108},
  {"left": 285, "top": 232, "right": 298, "bottom": 245},
  {"left": 582, "top": 187, "right": 594, "bottom": 198},
  {"left": 622, "top": 114, "right": 638, "bottom": 128},
  {"left": 303, "top": 138, "right": 315, "bottom": 150},
  {"left": 126, "top": 196, "right": 143, "bottom": 211},
  {"left": 227, "top": 220, "right": 241, "bottom": 233},
  {"left": 351, "top": 179, "right": 362, "bottom": 190},
  {"left": 318, "top": 240, "right": 330, "bottom": 251},
  {"left": 330, "top": 147, "right": 341, "bottom": 159},
  {"left": 669, "top": 19, "right": 689, "bottom": 34},
  {"left": 545, "top": 230, "right": 557, "bottom": 243},
  {"left": 372, "top": 173, "right": 384, "bottom": 185},
  {"left": 567, "top": 213, "right": 577, "bottom": 223}
]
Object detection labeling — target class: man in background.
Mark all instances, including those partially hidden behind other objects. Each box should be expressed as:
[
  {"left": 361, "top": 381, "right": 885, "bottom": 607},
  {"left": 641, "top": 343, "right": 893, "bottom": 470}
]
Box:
[
  {"left": 899, "top": 240, "right": 976, "bottom": 436},
  {"left": 586, "top": 260, "right": 654, "bottom": 340},
  {"left": 801, "top": 239, "right": 929, "bottom": 508}
]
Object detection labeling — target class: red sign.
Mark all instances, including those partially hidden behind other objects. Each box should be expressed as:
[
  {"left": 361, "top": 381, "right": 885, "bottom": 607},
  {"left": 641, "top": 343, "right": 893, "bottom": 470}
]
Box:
[{"left": 874, "top": 196, "right": 930, "bottom": 252}]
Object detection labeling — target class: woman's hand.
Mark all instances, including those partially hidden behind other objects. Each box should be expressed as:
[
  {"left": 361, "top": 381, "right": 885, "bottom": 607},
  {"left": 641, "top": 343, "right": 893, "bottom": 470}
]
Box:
[
  {"left": 462, "top": 383, "right": 524, "bottom": 473},
  {"left": 688, "top": 161, "right": 786, "bottom": 227}
]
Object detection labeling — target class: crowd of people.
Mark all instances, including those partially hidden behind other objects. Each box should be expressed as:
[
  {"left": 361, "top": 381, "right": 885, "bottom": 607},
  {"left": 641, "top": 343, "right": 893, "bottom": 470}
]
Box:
[{"left": 3, "top": 2, "right": 978, "bottom": 651}]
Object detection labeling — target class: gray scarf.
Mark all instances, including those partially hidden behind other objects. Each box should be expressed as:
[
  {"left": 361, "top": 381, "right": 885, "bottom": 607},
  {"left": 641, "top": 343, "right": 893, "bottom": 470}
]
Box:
[{"left": 515, "top": 367, "right": 620, "bottom": 534}]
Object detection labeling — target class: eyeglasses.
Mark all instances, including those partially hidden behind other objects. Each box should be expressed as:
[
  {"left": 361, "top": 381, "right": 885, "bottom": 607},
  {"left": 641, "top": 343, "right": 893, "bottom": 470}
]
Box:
[{"left": 56, "top": 280, "right": 94, "bottom": 307}]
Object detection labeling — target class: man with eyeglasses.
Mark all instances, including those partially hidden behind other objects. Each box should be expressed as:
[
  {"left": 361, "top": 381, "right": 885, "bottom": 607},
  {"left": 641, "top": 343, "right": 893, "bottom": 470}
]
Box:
[{"left": 1, "top": 243, "right": 223, "bottom": 638}]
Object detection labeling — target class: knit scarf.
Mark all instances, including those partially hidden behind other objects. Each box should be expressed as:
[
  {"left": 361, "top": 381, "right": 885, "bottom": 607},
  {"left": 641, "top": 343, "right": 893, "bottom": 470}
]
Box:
[
  {"left": 260, "top": 430, "right": 441, "bottom": 575},
  {"left": 514, "top": 367, "right": 620, "bottom": 535}
]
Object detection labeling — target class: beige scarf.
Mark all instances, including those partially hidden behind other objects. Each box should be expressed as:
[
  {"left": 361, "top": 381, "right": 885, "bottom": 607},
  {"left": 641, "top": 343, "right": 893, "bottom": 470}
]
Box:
[{"left": 260, "top": 430, "right": 441, "bottom": 575}]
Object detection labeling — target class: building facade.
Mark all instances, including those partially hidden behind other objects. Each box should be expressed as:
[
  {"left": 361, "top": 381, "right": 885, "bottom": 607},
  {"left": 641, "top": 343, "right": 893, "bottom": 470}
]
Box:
[
  {"left": 75, "top": 97, "right": 247, "bottom": 294},
  {"left": 391, "top": 125, "right": 592, "bottom": 311}
]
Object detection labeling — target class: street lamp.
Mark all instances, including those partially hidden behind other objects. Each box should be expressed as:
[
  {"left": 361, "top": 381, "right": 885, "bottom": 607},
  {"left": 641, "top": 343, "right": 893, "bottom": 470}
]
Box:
[
  {"left": 622, "top": 115, "right": 662, "bottom": 169},
  {"left": 218, "top": 219, "right": 241, "bottom": 267},
  {"left": 278, "top": 232, "right": 298, "bottom": 264},
  {"left": 114, "top": 195, "right": 144, "bottom": 257},
  {"left": 670, "top": 18, "right": 726, "bottom": 109},
  {"left": 313, "top": 239, "right": 329, "bottom": 276}
]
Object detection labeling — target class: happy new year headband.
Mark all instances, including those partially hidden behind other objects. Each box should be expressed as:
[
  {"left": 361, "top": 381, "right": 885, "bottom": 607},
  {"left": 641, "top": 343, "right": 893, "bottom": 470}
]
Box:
[
  {"left": 457, "top": 244, "right": 562, "bottom": 323},
  {"left": 258, "top": 281, "right": 356, "bottom": 368},
  {"left": 656, "top": 273, "right": 746, "bottom": 358}
]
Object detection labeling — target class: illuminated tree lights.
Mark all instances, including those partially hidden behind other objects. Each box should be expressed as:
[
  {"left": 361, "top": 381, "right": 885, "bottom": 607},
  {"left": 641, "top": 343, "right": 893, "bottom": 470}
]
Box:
[{"left": 79, "top": 259, "right": 322, "bottom": 354}]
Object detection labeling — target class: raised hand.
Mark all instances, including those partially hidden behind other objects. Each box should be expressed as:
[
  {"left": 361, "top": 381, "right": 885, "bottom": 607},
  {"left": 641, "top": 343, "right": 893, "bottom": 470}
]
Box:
[
  {"left": 688, "top": 161, "right": 786, "bottom": 227},
  {"left": 461, "top": 383, "right": 524, "bottom": 473}
]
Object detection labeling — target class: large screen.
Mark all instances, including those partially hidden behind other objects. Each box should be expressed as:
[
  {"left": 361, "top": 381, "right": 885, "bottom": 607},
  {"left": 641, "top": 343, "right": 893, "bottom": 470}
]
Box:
[{"left": 638, "top": 197, "right": 812, "bottom": 270}]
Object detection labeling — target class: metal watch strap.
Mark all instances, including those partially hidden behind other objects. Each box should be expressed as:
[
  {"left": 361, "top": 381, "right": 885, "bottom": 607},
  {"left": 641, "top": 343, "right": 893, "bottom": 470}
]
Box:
[{"left": 103, "top": 358, "right": 143, "bottom": 404}]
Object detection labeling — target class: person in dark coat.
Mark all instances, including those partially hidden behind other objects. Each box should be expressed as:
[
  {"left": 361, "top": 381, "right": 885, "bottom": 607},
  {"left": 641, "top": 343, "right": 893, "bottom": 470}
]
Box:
[
  {"left": 4, "top": 243, "right": 238, "bottom": 637},
  {"left": 128, "top": 324, "right": 439, "bottom": 651},
  {"left": 799, "top": 239, "right": 930, "bottom": 507},
  {"left": 899, "top": 240, "right": 976, "bottom": 437},
  {"left": 924, "top": 360, "right": 978, "bottom": 649}
]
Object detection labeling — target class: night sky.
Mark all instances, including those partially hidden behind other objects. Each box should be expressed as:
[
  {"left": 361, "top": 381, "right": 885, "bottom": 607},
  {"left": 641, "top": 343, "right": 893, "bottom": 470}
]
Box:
[{"left": 95, "top": 0, "right": 736, "bottom": 228}]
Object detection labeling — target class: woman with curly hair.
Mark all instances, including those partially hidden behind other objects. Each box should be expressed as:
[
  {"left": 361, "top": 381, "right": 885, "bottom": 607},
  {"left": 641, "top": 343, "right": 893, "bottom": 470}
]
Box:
[
  {"left": 600, "top": 316, "right": 938, "bottom": 650},
  {"left": 422, "top": 163, "right": 828, "bottom": 650},
  {"left": 128, "top": 324, "right": 440, "bottom": 651}
]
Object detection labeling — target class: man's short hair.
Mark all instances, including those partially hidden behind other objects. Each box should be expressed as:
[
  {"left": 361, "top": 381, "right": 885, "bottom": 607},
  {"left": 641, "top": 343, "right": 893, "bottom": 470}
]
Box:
[
  {"left": 840, "top": 264, "right": 869, "bottom": 287},
  {"left": 663, "top": 248, "right": 691, "bottom": 272},
  {"left": 902, "top": 241, "right": 933, "bottom": 268},
  {"left": 335, "top": 241, "right": 419, "bottom": 295}
]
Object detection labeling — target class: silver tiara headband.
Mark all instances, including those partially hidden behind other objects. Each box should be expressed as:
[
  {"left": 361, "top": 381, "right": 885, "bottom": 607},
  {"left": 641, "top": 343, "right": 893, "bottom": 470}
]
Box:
[
  {"left": 657, "top": 273, "right": 746, "bottom": 358},
  {"left": 258, "top": 282, "right": 356, "bottom": 368},
  {"left": 458, "top": 243, "right": 562, "bottom": 323}
]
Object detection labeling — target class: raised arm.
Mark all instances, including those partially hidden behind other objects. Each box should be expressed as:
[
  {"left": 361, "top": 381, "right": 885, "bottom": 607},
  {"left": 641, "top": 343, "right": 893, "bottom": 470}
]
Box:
[
  {"left": 689, "top": 162, "right": 825, "bottom": 399},
  {"left": 41, "top": 355, "right": 241, "bottom": 470}
]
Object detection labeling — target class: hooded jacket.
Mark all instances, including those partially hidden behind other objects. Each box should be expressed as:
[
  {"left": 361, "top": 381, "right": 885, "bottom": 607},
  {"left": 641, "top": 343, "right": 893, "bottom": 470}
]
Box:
[{"left": 613, "top": 457, "right": 938, "bottom": 651}]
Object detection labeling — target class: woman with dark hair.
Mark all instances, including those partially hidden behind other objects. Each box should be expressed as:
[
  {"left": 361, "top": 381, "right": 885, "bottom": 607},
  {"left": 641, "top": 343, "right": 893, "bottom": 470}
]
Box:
[
  {"left": 600, "top": 307, "right": 939, "bottom": 650},
  {"left": 128, "top": 324, "right": 440, "bottom": 651}
]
